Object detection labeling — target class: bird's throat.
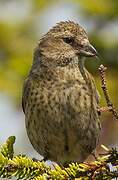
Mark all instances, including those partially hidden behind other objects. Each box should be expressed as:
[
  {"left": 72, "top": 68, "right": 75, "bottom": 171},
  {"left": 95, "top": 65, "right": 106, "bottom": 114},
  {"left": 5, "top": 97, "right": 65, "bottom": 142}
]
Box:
[{"left": 78, "top": 58, "right": 89, "bottom": 85}]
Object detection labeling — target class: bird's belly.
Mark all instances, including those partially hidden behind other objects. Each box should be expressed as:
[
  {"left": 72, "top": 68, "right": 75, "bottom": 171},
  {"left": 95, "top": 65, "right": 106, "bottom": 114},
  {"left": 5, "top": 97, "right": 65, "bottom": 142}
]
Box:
[{"left": 25, "top": 82, "right": 101, "bottom": 163}]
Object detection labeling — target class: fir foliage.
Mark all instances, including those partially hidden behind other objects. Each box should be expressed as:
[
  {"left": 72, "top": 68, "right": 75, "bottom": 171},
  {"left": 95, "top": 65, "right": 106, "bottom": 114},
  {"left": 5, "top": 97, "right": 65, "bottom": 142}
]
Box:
[{"left": 0, "top": 136, "right": 118, "bottom": 179}]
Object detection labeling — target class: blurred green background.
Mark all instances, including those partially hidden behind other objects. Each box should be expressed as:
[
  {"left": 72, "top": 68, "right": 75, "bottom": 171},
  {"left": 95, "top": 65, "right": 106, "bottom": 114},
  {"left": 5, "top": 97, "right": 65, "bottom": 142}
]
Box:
[{"left": 0, "top": 0, "right": 118, "bottom": 160}]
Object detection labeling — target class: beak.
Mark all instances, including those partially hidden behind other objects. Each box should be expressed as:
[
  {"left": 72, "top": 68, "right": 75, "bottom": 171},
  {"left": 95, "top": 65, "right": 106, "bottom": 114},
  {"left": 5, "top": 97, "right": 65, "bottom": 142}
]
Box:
[{"left": 79, "top": 43, "right": 98, "bottom": 57}]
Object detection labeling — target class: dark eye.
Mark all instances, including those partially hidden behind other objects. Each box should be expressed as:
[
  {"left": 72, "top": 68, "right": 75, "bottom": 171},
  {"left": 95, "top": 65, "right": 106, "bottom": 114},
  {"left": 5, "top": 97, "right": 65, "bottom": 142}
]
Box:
[{"left": 63, "top": 37, "right": 74, "bottom": 44}]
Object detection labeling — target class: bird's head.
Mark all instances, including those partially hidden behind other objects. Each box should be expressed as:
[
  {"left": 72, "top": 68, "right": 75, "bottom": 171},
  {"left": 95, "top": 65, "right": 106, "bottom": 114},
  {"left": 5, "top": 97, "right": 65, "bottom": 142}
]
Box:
[{"left": 36, "top": 21, "right": 98, "bottom": 67}]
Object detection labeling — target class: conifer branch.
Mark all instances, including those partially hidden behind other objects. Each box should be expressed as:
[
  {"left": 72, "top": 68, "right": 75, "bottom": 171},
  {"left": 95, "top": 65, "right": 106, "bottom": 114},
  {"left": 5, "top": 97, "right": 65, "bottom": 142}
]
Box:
[{"left": 0, "top": 136, "right": 118, "bottom": 179}]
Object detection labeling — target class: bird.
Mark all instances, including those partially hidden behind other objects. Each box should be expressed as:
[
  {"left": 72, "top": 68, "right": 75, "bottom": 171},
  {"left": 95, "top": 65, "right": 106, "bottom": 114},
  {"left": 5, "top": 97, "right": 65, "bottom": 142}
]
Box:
[{"left": 22, "top": 21, "right": 101, "bottom": 164}]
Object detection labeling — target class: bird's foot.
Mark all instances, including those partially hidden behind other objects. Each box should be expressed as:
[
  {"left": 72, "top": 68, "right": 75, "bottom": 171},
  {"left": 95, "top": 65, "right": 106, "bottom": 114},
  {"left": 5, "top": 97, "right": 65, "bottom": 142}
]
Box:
[
  {"left": 32, "top": 157, "right": 47, "bottom": 162},
  {"left": 57, "top": 161, "right": 71, "bottom": 168},
  {"left": 91, "top": 150, "right": 98, "bottom": 160}
]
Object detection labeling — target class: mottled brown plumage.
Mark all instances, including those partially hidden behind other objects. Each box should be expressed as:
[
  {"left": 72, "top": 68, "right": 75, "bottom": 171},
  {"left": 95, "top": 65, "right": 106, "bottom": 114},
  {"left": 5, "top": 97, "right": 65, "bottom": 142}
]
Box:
[{"left": 22, "top": 21, "right": 101, "bottom": 164}]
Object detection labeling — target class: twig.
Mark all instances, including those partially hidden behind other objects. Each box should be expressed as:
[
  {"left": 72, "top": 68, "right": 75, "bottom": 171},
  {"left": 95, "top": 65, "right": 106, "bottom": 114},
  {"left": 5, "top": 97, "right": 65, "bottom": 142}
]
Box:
[{"left": 99, "top": 64, "right": 118, "bottom": 120}]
